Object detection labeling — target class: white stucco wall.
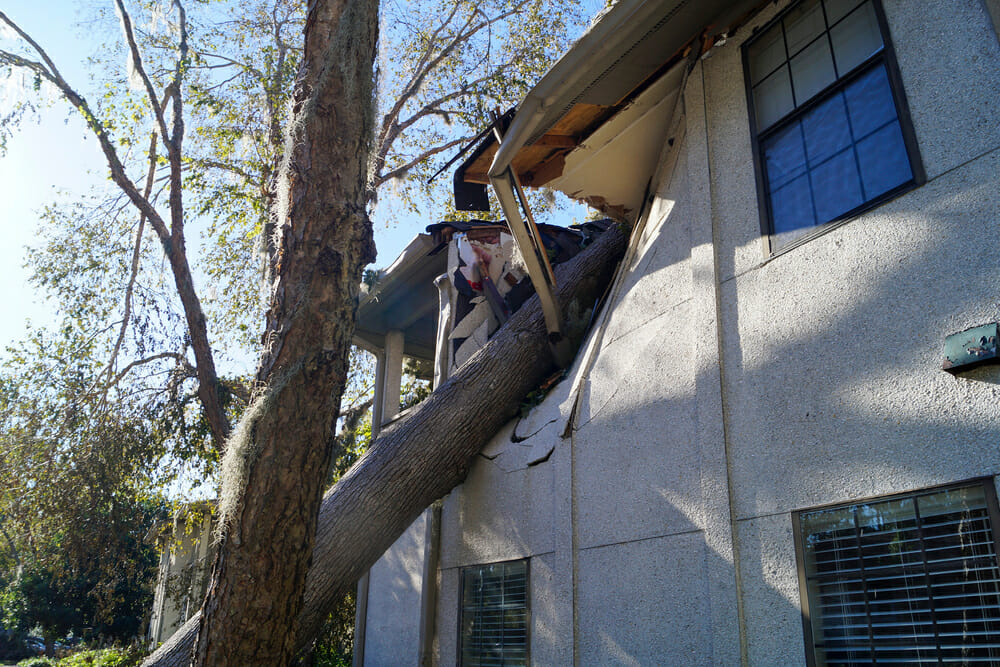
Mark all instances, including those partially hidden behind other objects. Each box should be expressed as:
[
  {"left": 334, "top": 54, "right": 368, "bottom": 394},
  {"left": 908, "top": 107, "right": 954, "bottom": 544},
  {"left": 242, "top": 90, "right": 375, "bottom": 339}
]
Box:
[
  {"left": 703, "top": 0, "right": 1000, "bottom": 662},
  {"left": 360, "top": 511, "right": 429, "bottom": 666},
  {"left": 364, "top": 1, "right": 1000, "bottom": 664}
]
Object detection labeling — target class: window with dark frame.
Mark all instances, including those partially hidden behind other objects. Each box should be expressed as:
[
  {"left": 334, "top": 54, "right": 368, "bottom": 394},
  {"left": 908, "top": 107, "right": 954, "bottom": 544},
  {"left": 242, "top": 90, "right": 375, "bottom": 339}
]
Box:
[
  {"left": 743, "top": 0, "right": 923, "bottom": 252},
  {"left": 793, "top": 480, "right": 1000, "bottom": 666},
  {"left": 459, "top": 558, "right": 529, "bottom": 667}
]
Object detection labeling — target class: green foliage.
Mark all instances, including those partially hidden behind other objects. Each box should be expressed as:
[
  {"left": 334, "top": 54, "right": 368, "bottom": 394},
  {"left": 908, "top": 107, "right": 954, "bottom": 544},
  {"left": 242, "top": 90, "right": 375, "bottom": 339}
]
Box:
[
  {"left": 16, "top": 658, "right": 57, "bottom": 667},
  {"left": 308, "top": 591, "right": 356, "bottom": 667},
  {"left": 54, "top": 646, "right": 145, "bottom": 667}
]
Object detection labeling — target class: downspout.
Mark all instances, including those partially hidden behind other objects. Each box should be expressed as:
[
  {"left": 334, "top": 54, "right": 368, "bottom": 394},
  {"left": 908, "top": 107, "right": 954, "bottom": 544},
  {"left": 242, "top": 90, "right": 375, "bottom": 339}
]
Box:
[{"left": 487, "top": 129, "right": 571, "bottom": 366}]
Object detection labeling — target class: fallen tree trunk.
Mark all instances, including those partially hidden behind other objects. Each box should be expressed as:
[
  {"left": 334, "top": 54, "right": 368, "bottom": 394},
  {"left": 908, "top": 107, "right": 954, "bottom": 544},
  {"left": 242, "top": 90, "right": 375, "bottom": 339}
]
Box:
[{"left": 143, "top": 222, "right": 627, "bottom": 666}]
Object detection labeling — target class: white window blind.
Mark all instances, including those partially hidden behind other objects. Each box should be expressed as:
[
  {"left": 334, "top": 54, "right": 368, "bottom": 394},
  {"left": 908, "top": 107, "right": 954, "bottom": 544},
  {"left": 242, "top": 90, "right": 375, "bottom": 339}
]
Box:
[
  {"left": 796, "top": 482, "right": 1000, "bottom": 665},
  {"left": 460, "top": 559, "right": 528, "bottom": 667}
]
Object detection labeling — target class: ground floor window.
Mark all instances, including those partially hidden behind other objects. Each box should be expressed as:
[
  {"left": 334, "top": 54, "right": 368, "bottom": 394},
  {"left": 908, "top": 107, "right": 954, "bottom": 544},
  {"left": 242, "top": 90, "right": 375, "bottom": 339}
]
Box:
[
  {"left": 794, "top": 479, "right": 1000, "bottom": 665},
  {"left": 460, "top": 558, "right": 529, "bottom": 666}
]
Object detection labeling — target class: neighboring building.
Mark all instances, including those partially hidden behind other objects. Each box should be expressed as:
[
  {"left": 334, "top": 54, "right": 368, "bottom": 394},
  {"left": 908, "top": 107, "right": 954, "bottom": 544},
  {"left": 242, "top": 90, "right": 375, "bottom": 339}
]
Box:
[
  {"left": 147, "top": 503, "right": 215, "bottom": 649},
  {"left": 356, "top": 0, "right": 1000, "bottom": 665}
]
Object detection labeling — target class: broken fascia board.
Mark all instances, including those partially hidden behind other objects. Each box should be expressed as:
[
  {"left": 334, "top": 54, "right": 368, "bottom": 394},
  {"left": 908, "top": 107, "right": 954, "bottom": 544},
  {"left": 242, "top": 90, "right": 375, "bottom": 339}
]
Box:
[
  {"left": 490, "top": 0, "right": 653, "bottom": 174},
  {"left": 486, "top": 0, "right": 689, "bottom": 362},
  {"left": 547, "top": 63, "right": 687, "bottom": 215}
]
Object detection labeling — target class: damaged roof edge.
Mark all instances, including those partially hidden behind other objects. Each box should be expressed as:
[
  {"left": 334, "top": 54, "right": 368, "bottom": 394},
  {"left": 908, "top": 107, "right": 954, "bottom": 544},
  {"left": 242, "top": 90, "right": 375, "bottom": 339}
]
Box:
[
  {"left": 487, "top": 0, "right": 656, "bottom": 182},
  {"left": 488, "top": 0, "right": 766, "bottom": 185}
]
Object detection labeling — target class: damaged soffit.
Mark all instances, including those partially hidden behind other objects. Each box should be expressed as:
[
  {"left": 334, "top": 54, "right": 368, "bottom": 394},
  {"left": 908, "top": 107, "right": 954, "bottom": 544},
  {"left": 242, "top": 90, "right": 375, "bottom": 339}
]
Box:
[{"left": 456, "top": 0, "right": 763, "bottom": 209}]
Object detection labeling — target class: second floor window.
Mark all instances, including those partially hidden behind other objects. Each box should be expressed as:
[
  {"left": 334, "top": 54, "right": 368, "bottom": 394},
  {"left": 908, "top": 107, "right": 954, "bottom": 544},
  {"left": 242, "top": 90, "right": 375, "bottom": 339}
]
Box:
[{"left": 743, "top": 0, "right": 923, "bottom": 252}]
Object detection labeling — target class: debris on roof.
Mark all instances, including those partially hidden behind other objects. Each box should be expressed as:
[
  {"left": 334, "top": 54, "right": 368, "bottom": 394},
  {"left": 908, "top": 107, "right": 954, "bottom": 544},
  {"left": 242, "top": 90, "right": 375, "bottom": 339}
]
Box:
[{"left": 425, "top": 219, "right": 612, "bottom": 381}]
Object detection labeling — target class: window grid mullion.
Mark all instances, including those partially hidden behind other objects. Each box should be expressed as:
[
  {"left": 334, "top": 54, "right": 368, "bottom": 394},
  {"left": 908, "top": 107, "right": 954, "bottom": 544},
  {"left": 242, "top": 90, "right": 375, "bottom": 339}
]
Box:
[
  {"left": 819, "top": 0, "right": 841, "bottom": 80},
  {"left": 780, "top": 22, "right": 799, "bottom": 107},
  {"left": 836, "top": 85, "right": 870, "bottom": 201},
  {"left": 797, "top": 121, "right": 820, "bottom": 225}
]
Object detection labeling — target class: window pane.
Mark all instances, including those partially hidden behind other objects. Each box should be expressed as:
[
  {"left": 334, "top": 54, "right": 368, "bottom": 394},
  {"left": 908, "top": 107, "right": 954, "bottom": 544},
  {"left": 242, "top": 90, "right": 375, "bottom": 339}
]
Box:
[
  {"left": 461, "top": 560, "right": 528, "bottom": 667},
  {"left": 797, "top": 483, "right": 1000, "bottom": 665},
  {"left": 763, "top": 121, "right": 808, "bottom": 190},
  {"left": 790, "top": 38, "right": 836, "bottom": 105},
  {"left": 843, "top": 64, "right": 896, "bottom": 138},
  {"left": 802, "top": 91, "right": 851, "bottom": 165},
  {"left": 754, "top": 66, "right": 795, "bottom": 130},
  {"left": 811, "top": 148, "right": 863, "bottom": 221},
  {"left": 748, "top": 24, "right": 786, "bottom": 85},
  {"left": 856, "top": 119, "right": 912, "bottom": 198},
  {"left": 824, "top": 0, "right": 865, "bottom": 25},
  {"left": 830, "top": 1, "right": 883, "bottom": 74},
  {"left": 769, "top": 172, "right": 815, "bottom": 239},
  {"left": 784, "top": 0, "right": 826, "bottom": 56}
]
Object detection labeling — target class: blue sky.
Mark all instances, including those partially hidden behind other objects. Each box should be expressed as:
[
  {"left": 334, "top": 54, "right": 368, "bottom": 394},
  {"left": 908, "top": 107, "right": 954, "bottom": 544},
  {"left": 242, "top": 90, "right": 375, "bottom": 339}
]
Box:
[
  {"left": 0, "top": 2, "right": 106, "bottom": 351},
  {"left": 0, "top": 1, "right": 599, "bottom": 359}
]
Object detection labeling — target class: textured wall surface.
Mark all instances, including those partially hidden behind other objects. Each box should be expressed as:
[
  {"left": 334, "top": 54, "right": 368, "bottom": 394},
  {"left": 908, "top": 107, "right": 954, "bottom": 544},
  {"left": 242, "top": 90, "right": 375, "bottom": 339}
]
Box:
[{"left": 362, "top": 512, "right": 427, "bottom": 665}]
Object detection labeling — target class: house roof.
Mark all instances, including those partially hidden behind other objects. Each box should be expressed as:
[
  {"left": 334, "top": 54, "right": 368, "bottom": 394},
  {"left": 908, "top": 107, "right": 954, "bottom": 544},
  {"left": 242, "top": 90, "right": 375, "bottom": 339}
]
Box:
[
  {"left": 456, "top": 0, "right": 765, "bottom": 203},
  {"left": 354, "top": 234, "right": 447, "bottom": 362}
]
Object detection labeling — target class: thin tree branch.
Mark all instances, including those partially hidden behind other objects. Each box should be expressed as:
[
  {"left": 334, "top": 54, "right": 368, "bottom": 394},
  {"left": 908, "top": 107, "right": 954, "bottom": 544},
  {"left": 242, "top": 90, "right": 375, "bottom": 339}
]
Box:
[
  {"left": 100, "top": 132, "right": 158, "bottom": 403},
  {"left": 186, "top": 158, "right": 255, "bottom": 183},
  {"left": 111, "top": 0, "right": 172, "bottom": 148},
  {"left": 107, "top": 352, "right": 190, "bottom": 389},
  {"left": 374, "top": 0, "right": 464, "bottom": 154},
  {"left": 374, "top": 1, "right": 529, "bottom": 179},
  {"left": 374, "top": 135, "right": 470, "bottom": 186}
]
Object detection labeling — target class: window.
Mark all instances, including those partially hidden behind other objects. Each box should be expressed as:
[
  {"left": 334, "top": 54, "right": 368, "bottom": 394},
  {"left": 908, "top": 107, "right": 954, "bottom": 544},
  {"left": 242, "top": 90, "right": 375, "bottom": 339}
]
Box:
[
  {"left": 793, "top": 480, "right": 1000, "bottom": 666},
  {"left": 743, "top": 0, "right": 923, "bottom": 252},
  {"left": 460, "top": 559, "right": 529, "bottom": 667}
]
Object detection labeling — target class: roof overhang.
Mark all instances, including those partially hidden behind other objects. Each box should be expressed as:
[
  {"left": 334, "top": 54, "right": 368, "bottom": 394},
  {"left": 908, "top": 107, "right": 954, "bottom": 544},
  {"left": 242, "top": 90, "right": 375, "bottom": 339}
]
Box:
[
  {"left": 353, "top": 234, "right": 447, "bottom": 361},
  {"left": 456, "top": 0, "right": 765, "bottom": 214}
]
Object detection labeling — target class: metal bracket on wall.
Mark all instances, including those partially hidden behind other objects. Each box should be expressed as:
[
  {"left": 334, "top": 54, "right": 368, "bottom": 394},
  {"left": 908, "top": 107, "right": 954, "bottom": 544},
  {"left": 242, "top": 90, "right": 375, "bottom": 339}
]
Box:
[{"left": 942, "top": 322, "right": 999, "bottom": 374}]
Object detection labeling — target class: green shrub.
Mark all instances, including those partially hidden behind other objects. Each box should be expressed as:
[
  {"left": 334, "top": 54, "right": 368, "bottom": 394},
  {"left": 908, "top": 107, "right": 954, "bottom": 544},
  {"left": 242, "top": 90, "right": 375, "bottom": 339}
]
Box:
[
  {"left": 16, "top": 658, "right": 58, "bottom": 667},
  {"left": 55, "top": 646, "right": 144, "bottom": 667}
]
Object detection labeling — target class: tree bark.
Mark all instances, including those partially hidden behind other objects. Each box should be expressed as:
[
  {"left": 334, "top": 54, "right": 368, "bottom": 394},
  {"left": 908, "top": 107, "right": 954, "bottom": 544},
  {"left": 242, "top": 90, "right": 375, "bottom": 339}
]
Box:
[
  {"left": 142, "top": 221, "right": 627, "bottom": 667},
  {"left": 187, "top": 0, "right": 379, "bottom": 664}
]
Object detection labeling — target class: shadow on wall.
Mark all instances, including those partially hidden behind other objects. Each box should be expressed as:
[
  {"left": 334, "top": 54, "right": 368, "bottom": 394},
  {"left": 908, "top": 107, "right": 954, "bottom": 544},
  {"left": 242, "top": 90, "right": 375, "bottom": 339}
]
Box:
[{"left": 458, "top": 143, "right": 999, "bottom": 664}]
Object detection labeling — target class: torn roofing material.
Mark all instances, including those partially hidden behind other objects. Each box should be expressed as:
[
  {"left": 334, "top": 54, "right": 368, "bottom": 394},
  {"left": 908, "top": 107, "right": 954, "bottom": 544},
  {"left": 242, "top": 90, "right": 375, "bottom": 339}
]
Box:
[
  {"left": 431, "top": 219, "right": 610, "bottom": 379},
  {"left": 354, "top": 219, "right": 611, "bottom": 375}
]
